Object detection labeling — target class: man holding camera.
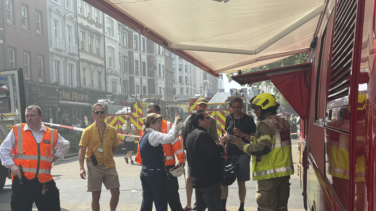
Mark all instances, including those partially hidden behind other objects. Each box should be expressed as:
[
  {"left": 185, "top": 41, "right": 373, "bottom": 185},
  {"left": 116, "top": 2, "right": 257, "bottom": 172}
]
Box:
[{"left": 79, "top": 103, "right": 120, "bottom": 211}]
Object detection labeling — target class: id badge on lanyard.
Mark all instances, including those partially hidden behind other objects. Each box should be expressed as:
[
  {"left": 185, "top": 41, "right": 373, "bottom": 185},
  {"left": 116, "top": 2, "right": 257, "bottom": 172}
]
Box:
[
  {"left": 97, "top": 125, "right": 106, "bottom": 153},
  {"left": 97, "top": 147, "right": 104, "bottom": 152}
]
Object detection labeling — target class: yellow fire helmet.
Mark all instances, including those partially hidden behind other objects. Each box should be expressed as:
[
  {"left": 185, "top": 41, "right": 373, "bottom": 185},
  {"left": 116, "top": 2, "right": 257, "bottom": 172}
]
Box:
[{"left": 250, "top": 93, "right": 277, "bottom": 110}]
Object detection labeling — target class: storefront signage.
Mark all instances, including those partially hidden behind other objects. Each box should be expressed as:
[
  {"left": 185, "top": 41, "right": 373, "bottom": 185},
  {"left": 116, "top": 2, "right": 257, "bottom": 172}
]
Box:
[
  {"left": 58, "top": 88, "right": 89, "bottom": 103},
  {"left": 29, "top": 85, "right": 59, "bottom": 108}
]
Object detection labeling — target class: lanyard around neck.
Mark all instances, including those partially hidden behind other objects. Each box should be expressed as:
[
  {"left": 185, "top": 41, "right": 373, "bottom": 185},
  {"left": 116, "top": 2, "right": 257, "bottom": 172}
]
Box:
[{"left": 97, "top": 124, "right": 106, "bottom": 145}]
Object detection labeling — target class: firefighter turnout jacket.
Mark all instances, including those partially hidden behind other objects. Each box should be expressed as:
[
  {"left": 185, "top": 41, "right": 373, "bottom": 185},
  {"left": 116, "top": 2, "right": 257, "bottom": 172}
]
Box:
[
  {"left": 136, "top": 119, "right": 184, "bottom": 166},
  {"left": 12, "top": 123, "right": 58, "bottom": 183},
  {"left": 238, "top": 114, "right": 294, "bottom": 180}
]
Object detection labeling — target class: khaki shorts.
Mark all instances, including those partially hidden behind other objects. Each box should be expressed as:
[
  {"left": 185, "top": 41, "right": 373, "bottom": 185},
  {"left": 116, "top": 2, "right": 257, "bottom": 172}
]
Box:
[{"left": 87, "top": 161, "right": 120, "bottom": 192}]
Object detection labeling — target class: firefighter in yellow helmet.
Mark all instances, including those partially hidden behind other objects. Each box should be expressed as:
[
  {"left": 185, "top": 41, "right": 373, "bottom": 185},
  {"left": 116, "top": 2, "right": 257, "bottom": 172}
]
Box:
[{"left": 230, "top": 93, "right": 294, "bottom": 211}]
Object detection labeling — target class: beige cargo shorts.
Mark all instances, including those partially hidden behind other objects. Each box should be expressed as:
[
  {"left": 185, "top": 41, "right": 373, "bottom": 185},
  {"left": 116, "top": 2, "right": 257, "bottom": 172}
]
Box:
[{"left": 86, "top": 160, "right": 120, "bottom": 192}]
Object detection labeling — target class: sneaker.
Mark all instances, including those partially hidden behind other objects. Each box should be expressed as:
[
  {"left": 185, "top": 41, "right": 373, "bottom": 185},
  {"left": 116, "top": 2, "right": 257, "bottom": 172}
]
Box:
[
  {"left": 183, "top": 206, "right": 192, "bottom": 211},
  {"left": 124, "top": 157, "right": 129, "bottom": 164},
  {"left": 131, "top": 160, "right": 134, "bottom": 165}
]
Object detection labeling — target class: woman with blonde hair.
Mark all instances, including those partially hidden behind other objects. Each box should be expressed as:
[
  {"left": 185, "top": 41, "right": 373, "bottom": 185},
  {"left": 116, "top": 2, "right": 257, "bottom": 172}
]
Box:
[{"left": 139, "top": 113, "right": 181, "bottom": 211}]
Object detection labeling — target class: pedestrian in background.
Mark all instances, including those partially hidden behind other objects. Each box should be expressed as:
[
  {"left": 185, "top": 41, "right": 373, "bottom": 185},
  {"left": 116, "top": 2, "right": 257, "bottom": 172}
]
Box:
[
  {"left": 79, "top": 103, "right": 120, "bottom": 211},
  {"left": 0, "top": 105, "right": 70, "bottom": 211},
  {"left": 138, "top": 113, "right": 182, "bottom": 211},
  {"left": 219, "top": 97, "right": 256, "bottom": 211},
  {"left": 186, "top": 111, "right": 225, "bottom": 211},
  {"left": 122, "top": 116, "right": 138, "bottom": 164},
  {"left": 179, "top": 97, "right": 218, "bottom": 211}
]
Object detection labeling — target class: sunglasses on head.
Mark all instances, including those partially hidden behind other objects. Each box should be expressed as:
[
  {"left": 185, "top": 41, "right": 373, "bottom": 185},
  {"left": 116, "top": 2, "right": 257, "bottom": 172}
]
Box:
[{"left": 94, "top": 111, "right": 105, "bottom": 115}]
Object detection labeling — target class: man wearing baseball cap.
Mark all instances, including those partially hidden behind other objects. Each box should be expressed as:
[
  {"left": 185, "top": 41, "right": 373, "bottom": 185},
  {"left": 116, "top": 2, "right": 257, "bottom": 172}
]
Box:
[{"left": 179, "top": 97, "right": 218, "bottom": 211}]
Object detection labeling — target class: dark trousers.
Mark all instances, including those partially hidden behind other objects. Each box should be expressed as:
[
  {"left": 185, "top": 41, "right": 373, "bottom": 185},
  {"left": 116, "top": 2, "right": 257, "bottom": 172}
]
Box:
[
  {"left": 140, "top": 169, "right": 168, "bottom": 211},
  {"left": 193, "top": 183, "right": 222, "bottom": 211},
  {"left": 11, "top": 177, "right": 60, "bottom": 211},
  {"left": 166, "top": 165, "right": 184, "bottom": 211}
]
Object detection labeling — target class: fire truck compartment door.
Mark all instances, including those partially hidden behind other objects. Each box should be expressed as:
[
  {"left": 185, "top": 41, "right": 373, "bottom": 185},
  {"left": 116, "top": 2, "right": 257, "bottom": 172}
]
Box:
[{"left": 231, "top": 63, "right": 311, "bottom": 119}]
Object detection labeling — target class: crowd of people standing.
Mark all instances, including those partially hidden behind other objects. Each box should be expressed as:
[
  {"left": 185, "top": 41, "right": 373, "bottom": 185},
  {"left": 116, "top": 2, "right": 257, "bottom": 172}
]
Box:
[{"left": 0, "top": 93, "right": 294, "bottom": 211}]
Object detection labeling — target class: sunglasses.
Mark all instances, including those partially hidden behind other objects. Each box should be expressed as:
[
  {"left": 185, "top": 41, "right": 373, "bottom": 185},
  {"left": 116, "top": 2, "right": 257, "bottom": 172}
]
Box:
[
  {"left": 94, "top": 111, "right": 105, "bottom": 115},
  {"left": 204, "top": 117, "right": 211, "bottom": 120}
]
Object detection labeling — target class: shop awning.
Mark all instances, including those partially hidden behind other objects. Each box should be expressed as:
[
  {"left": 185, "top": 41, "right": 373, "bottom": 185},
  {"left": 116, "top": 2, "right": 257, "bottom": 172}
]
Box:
[
  {"left": 232, "top": 63, "right": 311, "bottom": 118},
  {"left": 59, "top": 101, "right": 91, "bottom": 108},
  {"left": 84, "top": 0, "right": 334, "bottom": 76}
]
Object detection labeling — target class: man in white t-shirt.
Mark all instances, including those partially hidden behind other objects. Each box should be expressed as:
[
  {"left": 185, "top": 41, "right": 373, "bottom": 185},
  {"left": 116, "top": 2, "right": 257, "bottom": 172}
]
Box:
[{"left": 122, "top": 116, "right": 138, "bottom": 164}]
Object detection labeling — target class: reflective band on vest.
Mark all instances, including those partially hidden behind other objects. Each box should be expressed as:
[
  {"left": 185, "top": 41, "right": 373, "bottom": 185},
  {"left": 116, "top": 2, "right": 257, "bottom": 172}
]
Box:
[
  {"left": 174, "top": 149, "right": 183, "bottom": 155},
  {"left": 253, "top": 165, "right": 294, "bottom": 177},
  {"left": 13, "top": 154, "right": 53, "bottom": 162},
  {"left": 22, "top": 167, "right": 51, "bottom": 174},
  {"left": 166, "top": 156, "right": 174, "bottom": 160},
  {"left": 252, "top": 115, "right": 294, "bottom": 180},
  {"left": 16, "top": 125, "right": 23, "bottom": 154}
]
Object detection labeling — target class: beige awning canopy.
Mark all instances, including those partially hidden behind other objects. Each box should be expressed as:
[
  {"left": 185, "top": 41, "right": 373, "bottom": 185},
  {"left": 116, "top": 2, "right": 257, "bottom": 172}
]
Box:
[{"left": 86, "top": 0, "right": 329, "bottom": 76}]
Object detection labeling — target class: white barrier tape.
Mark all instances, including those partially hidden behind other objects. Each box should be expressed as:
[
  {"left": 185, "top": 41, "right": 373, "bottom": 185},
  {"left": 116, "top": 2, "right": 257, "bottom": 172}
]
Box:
[{"left": 42, "top": 122, "right": 141, "bottom": 138}]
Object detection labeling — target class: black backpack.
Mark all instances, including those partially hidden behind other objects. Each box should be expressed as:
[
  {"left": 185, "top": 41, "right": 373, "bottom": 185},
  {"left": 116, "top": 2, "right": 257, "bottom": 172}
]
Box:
[{"left": 223, "top": 155, "right": 240, "bottom": 178}]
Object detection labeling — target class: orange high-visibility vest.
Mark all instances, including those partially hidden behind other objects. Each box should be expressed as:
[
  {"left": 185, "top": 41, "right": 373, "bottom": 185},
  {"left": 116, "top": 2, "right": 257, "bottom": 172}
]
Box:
[
  {"left": 136, "top": 120, "right": 184, "bottom": 166},
  {"left": 12, "top": 124, "right": 58, "bottom": 183}
]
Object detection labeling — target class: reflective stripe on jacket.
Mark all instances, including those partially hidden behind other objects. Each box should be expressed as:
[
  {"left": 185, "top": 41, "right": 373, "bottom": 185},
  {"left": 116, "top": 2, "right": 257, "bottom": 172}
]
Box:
[
  {"left": 13, "top": 123, "right": 58, "bottom": 183},
  {"left": 252, "top": 115, "right": 294, "bottom": 180},
  {"left": 135, "top": 120, "right": 184, "bottom": 166}
]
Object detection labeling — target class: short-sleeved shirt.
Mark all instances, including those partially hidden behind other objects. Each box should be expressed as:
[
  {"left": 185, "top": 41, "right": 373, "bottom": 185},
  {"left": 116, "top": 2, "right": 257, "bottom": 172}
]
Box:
[
  {"left": 79, "top": 123, "right": 119, "bottom": 169},
  {"left": 225, "top": 113, "right": 256, "bottom": 156}
]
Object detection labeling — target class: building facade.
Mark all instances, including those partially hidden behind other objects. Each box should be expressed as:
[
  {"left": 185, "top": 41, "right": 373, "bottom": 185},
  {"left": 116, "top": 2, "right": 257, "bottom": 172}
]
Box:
[
  {"left": 172, "top": 54, "right": 197, "bottom": 100},
  {"left": 104, "top": 14, "right": 120, "bottom": 95}
]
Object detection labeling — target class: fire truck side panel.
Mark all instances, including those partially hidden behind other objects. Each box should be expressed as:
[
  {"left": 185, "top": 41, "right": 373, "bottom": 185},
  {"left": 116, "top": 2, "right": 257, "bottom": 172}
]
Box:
[{"left": 303, "top": 0, "right": 376, "bottom": 210}]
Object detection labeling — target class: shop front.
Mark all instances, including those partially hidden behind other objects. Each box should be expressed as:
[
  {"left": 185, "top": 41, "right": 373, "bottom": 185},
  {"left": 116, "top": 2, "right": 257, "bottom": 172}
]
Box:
[{"left": 58, "top": 88, "right": 91, "bottom": 127}]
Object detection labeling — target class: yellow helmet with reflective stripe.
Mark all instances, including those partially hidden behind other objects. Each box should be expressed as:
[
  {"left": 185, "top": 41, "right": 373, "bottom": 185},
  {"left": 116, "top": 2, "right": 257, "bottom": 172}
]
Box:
[{"left": 250, "top": 93, "right": 277, "bottom": 110}]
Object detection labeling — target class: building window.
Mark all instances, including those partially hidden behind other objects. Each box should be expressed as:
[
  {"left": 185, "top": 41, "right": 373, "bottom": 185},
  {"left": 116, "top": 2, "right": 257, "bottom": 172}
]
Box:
[
  {"left": 53, "top": 19, "right": 60, "bottom": 37},
  {"left": 78, "top": 0, "right": 83, "bottom": 14},
  {"left": 68, "top": 63, "right": 74, "bottom": 86},
  {"left": 54, "top": 60, "right": 61, "bottom": 83},
  {"left": 158, "top": 45, "right": 163, "bottom": 55},
  {"left": 135, "top": 85, "right": 140, "bottom": 94},
  {"left": 21, "top": 5, "right": 29, "bottom": 29},
  {"left": 112, "top": 80, "right": 117, "bottom": 94},
  {"left": 98, "top": 72, "right": 102, "bottom": 89},
  {"left": 180, "top": 88, "right": 183, "bottom": 95},
  {"left": 94, "top": 9, "right": 100, "bottom": 23},
  {"left": 91, "top": 71, "right": 94, "bottom": 88},
  {"left": 23, "top": 52, "right": 30, "bottom": 78},
  {"left": 141, "top": 37, "right": 146, "bottom": 52},
  {"left": 204, "top": 72, "right": 208, "bottom": 80},
  {"left": 142, "top": 61, "right": 146, "bottom": 76},
  {"left": 80, "top": 31, "right": 85, "bottom": 50},
  {"left": 122, "top": 31, "right": 127, "bottom": 46},
  {"left": 106, "top": 17, "right": 113, "bottom": 37},
  {"left": 36, "top": 12, "right": 42, "bottom": 34},
  {"left": 134, "top": 35, "right": 139, "bottom": 50},
  {"left": 162, "top": 65, "right": 164, "bottom": 78},
  {"left": 6, "top": 0, "right": 14, "bottom": 24},
  {"left": 82, "top": 68, "right": 86, "bottom": 86},
  {"left": 185, "top": 76, "right": 187, "bottom": 84},
  {"left": 159, "top": 87, "right": 162, "bottom": 95},
  {"left": 143, "top": 86, "right": 147, "bottom": 94},
  {"left": 179, "top": 76, "right": 182, "bottom": 83},
  {"left": 186, "top": 88, "right": 189, "bottom": 95},
  {"left": 89, "top": 35, "right": 93, "bottom": 53},
  {"left": 122, "top": 56, "right": 128, "bottom": 72},
  {"left": 173, "top": 88, "right": 176, "bottom": 95},
  {"left": 123, "top": 80, "right": 128, "bottom": 95},
  {"left": 179, "top": 64, "right": 182, "bottom": 72},
  {"left": 158, "top": 64, "right": 161, "bottom": 77},
  {"left": 107, "top": 47, "right": 114, "bottom": 68},
  {"left": 134, "top": 60, "right": 139, "bottom": 75},
  {"left": 185, "top": 65, "right": 188, "bottom": 72},
  {"left": 37, "top": 56, "right": 44, "bottom": 81},
  {"left": 67, "top": 25, "right": 73, "bottom": 43},
  {"left": 87, "top": 5, "right": 92, "bottom": 19},
  {"left": 8, "top": 48, "right": 15, "bottom": 68},
  {"left": 65, "top": 0, "right": 72, "bottom": 10},
  {"left": 95, "top": 38, "right": 100, "bottom": 55}
]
